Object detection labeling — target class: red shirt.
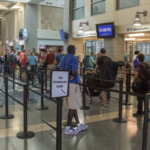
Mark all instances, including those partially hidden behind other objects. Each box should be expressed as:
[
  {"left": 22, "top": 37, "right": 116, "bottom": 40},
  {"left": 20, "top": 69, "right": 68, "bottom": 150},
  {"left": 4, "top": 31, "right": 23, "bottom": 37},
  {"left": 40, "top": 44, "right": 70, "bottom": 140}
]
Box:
[
  {"left": 40, "top": 56, "right": 45, "bottom": 61},
  {"left": 20, "top": 52, "right": 25, "bottom": 63},
  {"left": 46, "top": 53, "right": 55, "bottom": 65},
  {"left": 21, "top": 58, "right": 27, "bottom": 68}
]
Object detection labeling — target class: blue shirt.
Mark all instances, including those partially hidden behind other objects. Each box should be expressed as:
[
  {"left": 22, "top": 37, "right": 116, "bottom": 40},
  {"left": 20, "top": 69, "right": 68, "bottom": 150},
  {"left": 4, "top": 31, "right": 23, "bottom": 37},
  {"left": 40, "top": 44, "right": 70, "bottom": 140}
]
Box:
[
  {"left": 55, "top": 54, "right": 64, "bottom": 68},
  {"left": 28, "top": 56, "right": 36, "bottom": 65},
  {"left": 124, "top": 54, "right": 128, "bottom": 65},
  {"left": 61, "top": 54, "right": 79, "bottom": 84}
]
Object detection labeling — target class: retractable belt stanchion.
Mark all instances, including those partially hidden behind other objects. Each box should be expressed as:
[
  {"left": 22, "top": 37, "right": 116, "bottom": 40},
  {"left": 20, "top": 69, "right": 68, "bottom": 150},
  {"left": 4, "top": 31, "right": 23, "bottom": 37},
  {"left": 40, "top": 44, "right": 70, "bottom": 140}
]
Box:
[
  {"left": 80, "top": 63, "right": 82, "bottom": 75},
  {"left": 113, "top": 79, "right": 127, "bottom": 123},
  {"left": 27, "top": 71, "right": 33, "bottom": 101},
  {"left": 0, "top": 77, "right": 14, "bottom": 119},
  {"left": 81, "top": 72, "right": 90, "bottom": 110},
  {"left": 20, "top": 67, "right": 21, "bottom": 81},
  {"left": 37, "top": 74, "right": 48, "bottom": 110},
  {"left": 17, "top": 84, "right": 35, "bottom": 138},
  {"left": 56, "top": 98, "right": 62, "bottom": 150},
  {"left": 142, "top": 94, "right": 150, "bottom": 150},
  {"left": 123, "top": 69, "right": 132, "bottom": 106},
  {"left": 10, "top": 67, "right": 18, "bottom": 92}
]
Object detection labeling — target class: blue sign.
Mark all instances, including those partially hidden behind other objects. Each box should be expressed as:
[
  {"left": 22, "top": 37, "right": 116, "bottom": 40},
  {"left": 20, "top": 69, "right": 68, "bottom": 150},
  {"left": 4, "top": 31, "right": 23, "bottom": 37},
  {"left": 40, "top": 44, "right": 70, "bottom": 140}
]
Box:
[
  {"left": 59, "top": 29, "right": 65, "bottom": 41},
  {"left": 98, "top": 24, "right": 113, "bottom": 37},
  {"left": 22, "top": 29, "right": 28, "bottom": 40}
]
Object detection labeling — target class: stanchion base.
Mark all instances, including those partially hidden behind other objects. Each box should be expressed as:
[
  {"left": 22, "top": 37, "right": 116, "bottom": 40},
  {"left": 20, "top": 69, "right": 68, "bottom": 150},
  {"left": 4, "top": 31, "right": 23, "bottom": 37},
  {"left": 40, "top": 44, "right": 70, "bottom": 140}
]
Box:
[
  {"left": 17, "top": 131, "right": 35, "bottom": 139},
  {"left": 36, "top": 106, "right": 49, "bottom": 110},
  {"left": 27, "top": 98, "right": 33, "bottom": 101},
  {"left": 10, "top": 89, "right": 18, "bottom": 92},
  {"left": 123, "top": 102, "right": 132, "bottom": 106},
  {"left": 113, "top": 118, "right": 127, "bottom": 123},
  {"left": 63, "top": 122, "right": 77, "bottom": 127},
  {"left": 80, "top": 106, "right": 90, "bottom": 110},
  {"left": 0, "top": 104, "right": 3, "bottom": 107},
  {"left": 0, "top": 114, "right": 14, "bottom": 119}
]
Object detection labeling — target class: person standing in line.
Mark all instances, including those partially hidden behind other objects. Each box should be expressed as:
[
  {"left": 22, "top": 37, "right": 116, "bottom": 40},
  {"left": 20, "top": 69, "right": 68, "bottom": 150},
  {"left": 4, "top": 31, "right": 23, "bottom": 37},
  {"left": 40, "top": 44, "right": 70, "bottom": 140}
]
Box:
[
  {"left": 124, "top": 53, "right": 129, "bottom": 67},
  {"left": 27, "top": 51, "right": 37, "bottom": 82},
  {"left": 16, "top": 51, "right": 21, "bottom": 78},
  {"left": 53, "top": 49, "right": 64, "bottom": 70},
  {"left": 133, "top": 50, "right": 140, "bottom": 68},
  {"left": 61, "top": 45, "right": 88, "bottom": 135},
  {"left": 46, "top": 48, "right": 55, "bottom": 76},
  {"left": 21, "top": 53, "right": 28, "bottom": 80},
  {"left": 20, "top": 49, "right": 26, "bottom": 63}
]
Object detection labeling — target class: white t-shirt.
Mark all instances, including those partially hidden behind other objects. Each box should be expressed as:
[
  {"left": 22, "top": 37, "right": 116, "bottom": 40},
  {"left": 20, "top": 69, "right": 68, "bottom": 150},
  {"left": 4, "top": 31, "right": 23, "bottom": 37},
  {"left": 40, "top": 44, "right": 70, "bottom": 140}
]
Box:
[{"left": 133, "top": 55, "right": 137, "bottom": 62}]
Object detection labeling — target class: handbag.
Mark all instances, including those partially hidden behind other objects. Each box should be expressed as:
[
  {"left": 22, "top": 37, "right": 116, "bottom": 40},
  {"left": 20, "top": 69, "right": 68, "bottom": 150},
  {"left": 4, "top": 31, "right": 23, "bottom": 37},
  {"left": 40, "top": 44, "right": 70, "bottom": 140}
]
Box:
[{"left": 132, "top": 81, "right": 136, "bottom": 93}]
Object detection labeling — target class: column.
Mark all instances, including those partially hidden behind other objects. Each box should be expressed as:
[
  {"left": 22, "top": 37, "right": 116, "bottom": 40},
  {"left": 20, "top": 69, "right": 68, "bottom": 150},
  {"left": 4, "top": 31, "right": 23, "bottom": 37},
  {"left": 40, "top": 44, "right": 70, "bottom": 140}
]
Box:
[{"left": 24, "top": 4, "right": 38, "bottom": 51}]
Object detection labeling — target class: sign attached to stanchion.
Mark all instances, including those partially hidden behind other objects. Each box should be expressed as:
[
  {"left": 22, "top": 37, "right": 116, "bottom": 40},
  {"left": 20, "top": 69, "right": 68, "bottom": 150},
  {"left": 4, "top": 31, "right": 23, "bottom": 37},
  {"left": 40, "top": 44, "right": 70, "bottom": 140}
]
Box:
[{"left": 50, "top": 70, "right": 69, "bottom": 98}]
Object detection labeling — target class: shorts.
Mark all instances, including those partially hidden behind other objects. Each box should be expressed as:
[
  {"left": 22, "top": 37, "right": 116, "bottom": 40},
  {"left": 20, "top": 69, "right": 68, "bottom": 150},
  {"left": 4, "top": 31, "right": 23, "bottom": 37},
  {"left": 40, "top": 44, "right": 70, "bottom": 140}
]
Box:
[
  {"left": 31, "top": 65, "right": 37, "bottom": 76},
  {"left": 64, "top": 84, "right": 81, "bottom": 110},
  {"left": 22, "top": 67, "right": 27, "bottom": 72}
]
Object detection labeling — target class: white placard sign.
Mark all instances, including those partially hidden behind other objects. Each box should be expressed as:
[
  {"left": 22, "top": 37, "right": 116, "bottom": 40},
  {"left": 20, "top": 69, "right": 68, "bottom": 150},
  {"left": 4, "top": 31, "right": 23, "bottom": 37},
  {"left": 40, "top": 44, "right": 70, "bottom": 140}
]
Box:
[{"left": 50, "top": 70, "right": 69, "bottom": 98}]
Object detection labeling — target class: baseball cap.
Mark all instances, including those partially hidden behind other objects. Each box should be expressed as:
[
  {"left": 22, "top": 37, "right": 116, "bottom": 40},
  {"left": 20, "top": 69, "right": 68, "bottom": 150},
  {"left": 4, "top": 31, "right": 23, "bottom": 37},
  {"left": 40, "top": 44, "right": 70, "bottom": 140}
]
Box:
[
  {"left": 100, "top": 48, "right": 106, "bottom": 54},
  {"left": 67, "top": 45, "right": 76, "bottom": 53}
]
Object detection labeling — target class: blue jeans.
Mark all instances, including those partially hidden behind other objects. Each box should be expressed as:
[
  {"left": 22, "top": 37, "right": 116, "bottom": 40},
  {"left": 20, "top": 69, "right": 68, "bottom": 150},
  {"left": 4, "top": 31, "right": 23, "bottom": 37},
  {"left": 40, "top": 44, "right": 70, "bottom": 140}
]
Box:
[
  {"left": 107, "top": 92, "right": 111, "bottom": 100},
  {"left": 38, "top": 70, "right": 45, "bottom": 83}
]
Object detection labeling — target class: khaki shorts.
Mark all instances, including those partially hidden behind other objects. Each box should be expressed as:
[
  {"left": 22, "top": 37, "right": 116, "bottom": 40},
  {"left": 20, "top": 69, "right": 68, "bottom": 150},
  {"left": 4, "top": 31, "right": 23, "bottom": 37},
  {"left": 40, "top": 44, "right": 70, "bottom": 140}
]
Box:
[
  {"left": 64, "top": 83, "right": 81, "bottom": 110},
  {"left": 47, "top": 64, "right": 54, "bottom": 76}
]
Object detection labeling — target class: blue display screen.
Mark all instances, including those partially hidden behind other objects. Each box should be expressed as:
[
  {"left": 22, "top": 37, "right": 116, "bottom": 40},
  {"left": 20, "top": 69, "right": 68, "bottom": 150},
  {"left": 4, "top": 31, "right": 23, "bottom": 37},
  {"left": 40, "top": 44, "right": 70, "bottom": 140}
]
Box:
[
  {"left": 59, "top": 29, "right": 65, "bottom": 41},
  {"left": 98, "top": 24, "right": 113, "bottom": 37}
]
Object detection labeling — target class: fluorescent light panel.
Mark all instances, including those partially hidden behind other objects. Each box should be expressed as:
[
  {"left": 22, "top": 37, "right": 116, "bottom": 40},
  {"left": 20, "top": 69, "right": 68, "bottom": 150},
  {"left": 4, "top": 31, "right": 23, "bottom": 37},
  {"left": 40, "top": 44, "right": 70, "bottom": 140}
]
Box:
[
  {"left": 129, "top": 33, "right": 145, "bottom": 37},
  {"left": 125, "top": 38, "right": 136, "bottom": 40}
]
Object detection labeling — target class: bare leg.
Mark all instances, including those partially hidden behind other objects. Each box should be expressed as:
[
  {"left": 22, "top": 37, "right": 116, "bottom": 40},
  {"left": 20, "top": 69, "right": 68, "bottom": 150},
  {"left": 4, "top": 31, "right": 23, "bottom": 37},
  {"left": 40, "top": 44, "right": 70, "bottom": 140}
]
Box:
[
  {"left": 73, "top": 110, "right": 79, "bottom": 124},
  {"left": 101, "top": 91, "right": 107, "bottom": 106},
  {"left": 67, "top": 109, "right": 74, "bottom": 126}
]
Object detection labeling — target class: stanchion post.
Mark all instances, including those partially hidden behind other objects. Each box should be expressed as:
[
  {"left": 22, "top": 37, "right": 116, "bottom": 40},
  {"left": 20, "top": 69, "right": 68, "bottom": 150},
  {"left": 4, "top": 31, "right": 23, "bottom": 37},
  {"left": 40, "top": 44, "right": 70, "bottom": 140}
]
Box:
[
  {"left": 123, "top": 69, "right": 132, "bottom": 106},
  {"left": 36, "top": 74, "right": 48, "bottom": 110},
  {"left": 113, "top": 80, "right": 127, "bottom": 123},
  {"left": 17, "top": 84, "right": 35, "bottom": 138},
  {"left": 4, "top": 64, "right": 6, "bottom": 77},
  {"left": 20, "top": 67, "right": 21, "bottom": 81},
  {"left": 80, "top": 63, "right": 82, "bottom": 75},
  {"left": 83, "top": 67, "right": 85, "bottom": 75},
  {"left": 80, "top": 74, "right": 90, "bottom": 110},
  {"left": 0, "top": 77, "right": 14, "bottom": 119},
  {"left": 56, "top": 98, "right": 62, "bottom": 150},
  {"left": 45, "top": 69, "right": 48, "bottom": 91},
  {"left": 142, "top": 94, "right": 149, "bottom": 150},
  {"left": 27, "top": 71, "right": 33, "bottom": 101}
]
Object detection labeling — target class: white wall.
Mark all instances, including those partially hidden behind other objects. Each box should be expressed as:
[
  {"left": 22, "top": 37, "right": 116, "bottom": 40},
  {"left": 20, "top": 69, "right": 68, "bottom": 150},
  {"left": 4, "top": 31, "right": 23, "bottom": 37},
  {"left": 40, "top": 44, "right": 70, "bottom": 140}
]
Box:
[{"left": 72, "top": 0, "right": 150, "bottom": 35}]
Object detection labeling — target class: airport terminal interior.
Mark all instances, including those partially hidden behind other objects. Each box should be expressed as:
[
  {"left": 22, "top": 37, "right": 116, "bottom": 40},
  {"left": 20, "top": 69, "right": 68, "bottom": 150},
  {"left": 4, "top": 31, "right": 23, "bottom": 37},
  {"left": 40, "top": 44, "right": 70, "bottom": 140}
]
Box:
[{"left": 0, "top": 0, "right": 149, "bottom": 150}]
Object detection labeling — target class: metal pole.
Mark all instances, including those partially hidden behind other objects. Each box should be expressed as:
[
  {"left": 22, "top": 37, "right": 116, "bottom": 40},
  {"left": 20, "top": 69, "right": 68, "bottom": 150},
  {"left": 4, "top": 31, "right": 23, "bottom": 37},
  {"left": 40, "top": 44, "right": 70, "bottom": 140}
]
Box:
[
  {"left": 142, "top": 94, "right": 149, "bottom": 150},
  {"left": 20, "top": 67, "right": 21, "bottom": 81},
  {"left": 80, "top": 74, "right": 90, "bottom": 110},
  {"left": 56, "top": 98, "right": 62, "bottom": 150},
  {"left": 0, "top": 77, "right": 14, "bottom": 119},
  {"left": 45, "top": 69, "right": 48, "bottom": 92},
  {"left": 27, "top": 71, "right": 33, "bottom": 101},
  {"left": 113, "top": 80, "right": 127, "bottom": 123},
  {"left": 36, "top": 74, "right": 48, "bottom": 110},
  {"left": 17, "top": 85, "right": 35, "bottom": 139},
  {"left": 80, "top": 63, "right": 82, "bottom": 75},
  {"left": 83, "top": 67, "right": 85, "bottom": 75}
]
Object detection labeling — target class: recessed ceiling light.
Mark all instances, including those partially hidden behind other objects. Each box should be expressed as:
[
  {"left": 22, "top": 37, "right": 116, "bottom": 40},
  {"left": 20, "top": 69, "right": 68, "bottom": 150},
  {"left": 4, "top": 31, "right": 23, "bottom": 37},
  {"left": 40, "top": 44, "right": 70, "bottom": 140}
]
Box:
[{"left": 129, "top": 33, "right": 145, "bottom": 37}]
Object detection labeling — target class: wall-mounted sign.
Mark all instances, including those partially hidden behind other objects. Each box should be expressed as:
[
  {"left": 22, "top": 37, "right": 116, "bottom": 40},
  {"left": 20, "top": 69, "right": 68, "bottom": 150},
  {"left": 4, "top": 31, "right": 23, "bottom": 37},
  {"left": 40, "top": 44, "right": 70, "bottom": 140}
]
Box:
[
  {"left": 19, "top": 28, "right": 28, "bottom": 40},
  {"left": 50, "top": 70, "right": 69, "bottom": 98},
  {"left": 117, "top": 24, "right": 150, "bottom": 34},
  {"left": 76, "top": 30, "right": 97, "bottom": 38}
]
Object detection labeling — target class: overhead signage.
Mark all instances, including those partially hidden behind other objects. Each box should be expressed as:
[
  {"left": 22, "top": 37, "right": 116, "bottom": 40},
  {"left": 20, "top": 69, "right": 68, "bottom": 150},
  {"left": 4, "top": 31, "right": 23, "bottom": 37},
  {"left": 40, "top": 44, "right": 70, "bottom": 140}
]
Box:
[
  {"left": 50, "top": 70, "right": 69, "bottom": 98},
  {"left": 76, "top": 30, "right": 97, "bottom": 37},
  {"left": 127, "top": 27, "right": 150, "bottom": 32}
]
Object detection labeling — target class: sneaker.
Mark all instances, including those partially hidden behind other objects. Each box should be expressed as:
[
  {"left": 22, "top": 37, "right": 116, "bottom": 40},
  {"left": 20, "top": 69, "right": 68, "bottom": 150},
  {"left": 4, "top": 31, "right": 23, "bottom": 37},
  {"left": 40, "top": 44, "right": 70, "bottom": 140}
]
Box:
[
  {"left": 77, "top": 124, "right": 88, "bottom": 132},
  {"left": 64, "top": 127, "right": 79, "bottom": 135},
  {"left": 133, "top": 113, "right": 142, "bottom": 117}
]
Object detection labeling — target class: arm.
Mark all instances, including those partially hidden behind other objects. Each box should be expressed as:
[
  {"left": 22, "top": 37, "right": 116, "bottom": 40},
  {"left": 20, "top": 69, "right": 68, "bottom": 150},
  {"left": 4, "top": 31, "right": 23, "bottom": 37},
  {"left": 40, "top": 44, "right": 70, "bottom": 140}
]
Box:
[
  {"left": 135, "top": 72, "right": 139, "bottom": 80},
  {"left": 53, "top": 60, "right": 57, "bottom": 66}
]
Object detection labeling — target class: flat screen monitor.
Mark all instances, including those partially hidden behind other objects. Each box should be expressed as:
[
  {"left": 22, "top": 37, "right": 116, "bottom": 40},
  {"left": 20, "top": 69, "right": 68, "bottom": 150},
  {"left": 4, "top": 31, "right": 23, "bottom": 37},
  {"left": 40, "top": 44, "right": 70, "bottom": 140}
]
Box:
[
  {"left": 39, "top": 45, "right": 46, "bottom": 49},
  {"left": 96, "top": 22, "right": 115, "bottom": 38},
  {"left": 59, "top": 29, "right": 66, "bottom": 41}
]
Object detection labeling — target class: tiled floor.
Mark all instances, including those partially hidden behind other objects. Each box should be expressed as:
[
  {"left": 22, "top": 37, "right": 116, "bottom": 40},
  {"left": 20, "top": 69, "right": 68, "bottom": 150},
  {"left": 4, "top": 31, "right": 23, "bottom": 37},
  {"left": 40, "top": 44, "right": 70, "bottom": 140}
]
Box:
[{"left": 0, "top": 76, "right": 149, "bottom": 150}]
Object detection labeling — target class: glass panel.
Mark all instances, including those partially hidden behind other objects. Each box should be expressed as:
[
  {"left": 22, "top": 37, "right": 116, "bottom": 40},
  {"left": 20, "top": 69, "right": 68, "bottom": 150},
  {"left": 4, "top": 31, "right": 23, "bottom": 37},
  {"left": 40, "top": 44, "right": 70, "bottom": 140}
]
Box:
[
  {"left": 73, "top": 7, "right": 84, "bottom": 20},
  {"left": 74, "top": 0, "right": 85, "bottom": 9},
  {"left": 92, "top": 1, "right": 105, "bottom": 15},
  {"left": 133, "top": 42, "right": 136, "bottom": 53},
  {"left": 143, "top": 43, "right": 150, "bottom": 54},
  {"left": 138, "top": 43, "right": 142, "bottom": 53},
  {"left": 118, "top": 0, "right": 139, "bottom": 9}
]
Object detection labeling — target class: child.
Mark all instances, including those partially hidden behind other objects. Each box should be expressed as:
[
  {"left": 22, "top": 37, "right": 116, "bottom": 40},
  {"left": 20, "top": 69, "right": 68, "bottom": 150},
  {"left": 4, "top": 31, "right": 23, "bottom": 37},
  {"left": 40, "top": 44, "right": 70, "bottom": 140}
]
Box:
[{"left": 133, "top": 53, "right": 146, "bottom": 117}]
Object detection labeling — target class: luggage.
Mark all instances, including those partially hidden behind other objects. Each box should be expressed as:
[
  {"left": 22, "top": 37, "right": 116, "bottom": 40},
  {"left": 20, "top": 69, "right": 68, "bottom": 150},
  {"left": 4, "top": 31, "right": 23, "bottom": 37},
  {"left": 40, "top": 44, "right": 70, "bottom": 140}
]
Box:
[{"left": 98, "top": 57, "right": 119, "bottom": 88}]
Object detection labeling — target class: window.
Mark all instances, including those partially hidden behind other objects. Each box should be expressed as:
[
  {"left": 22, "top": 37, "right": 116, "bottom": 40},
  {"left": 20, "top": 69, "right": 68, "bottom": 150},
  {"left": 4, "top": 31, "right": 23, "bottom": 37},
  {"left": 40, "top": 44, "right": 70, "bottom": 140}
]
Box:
[
  {"left": 143, "top": 43, "right": 150, "bottom": 54},
  {"left": 73, "top": 0, "right": 85, "bottom": 20},
  {"left": 91, "top": 0, "right": 105, "bottom": 16},
  {"left": 117, "top": 0, "right": 139, "bottom": 10}
]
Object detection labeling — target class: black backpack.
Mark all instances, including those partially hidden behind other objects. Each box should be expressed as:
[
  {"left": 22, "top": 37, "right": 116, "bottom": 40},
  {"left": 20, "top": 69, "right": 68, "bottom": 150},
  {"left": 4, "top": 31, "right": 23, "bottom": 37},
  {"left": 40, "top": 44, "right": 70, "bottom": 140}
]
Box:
[
  {"left": 98, "top": 57, "right": 119, "bottom": 88},
  {"left": 139, "top": 63, "right": 150, "bottom": 93}
]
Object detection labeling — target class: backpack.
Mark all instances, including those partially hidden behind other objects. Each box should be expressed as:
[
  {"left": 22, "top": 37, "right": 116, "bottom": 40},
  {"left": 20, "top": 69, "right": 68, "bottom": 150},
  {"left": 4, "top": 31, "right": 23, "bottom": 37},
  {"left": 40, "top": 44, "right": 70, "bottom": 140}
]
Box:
[
  {"left": 98, "top": 57, "right": 119, "bottom": 88},
  {"left": 82, "top": 56, "right": 93, "bottom": 69},
  {"left": 139, "top": 64, "right": 150, "bottom": 93},
  {"left": 13, "top": 54, "right": 17, "bottom": 63},
  {"left": 133, "top": 56, "right": 139, "bottom": 68},
  {"left": 8, "top": 53, "right": 14, "bottom": 62}
]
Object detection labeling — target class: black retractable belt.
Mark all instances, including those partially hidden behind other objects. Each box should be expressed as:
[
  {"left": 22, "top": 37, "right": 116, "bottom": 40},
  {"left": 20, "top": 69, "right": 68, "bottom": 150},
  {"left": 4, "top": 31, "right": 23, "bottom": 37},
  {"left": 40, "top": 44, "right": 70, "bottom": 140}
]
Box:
[{"left": 0, "top": 77, "right": 14, "bottom": 119}]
